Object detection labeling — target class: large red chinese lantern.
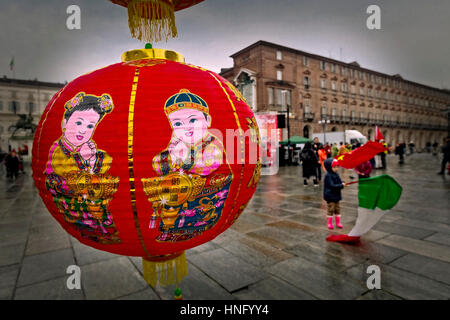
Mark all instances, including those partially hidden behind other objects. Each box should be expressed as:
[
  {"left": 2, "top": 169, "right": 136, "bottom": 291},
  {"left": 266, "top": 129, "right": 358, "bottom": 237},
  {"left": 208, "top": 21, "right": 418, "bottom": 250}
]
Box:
[{"left": 32, "top": 46, "right": 261, "bottom": 290}]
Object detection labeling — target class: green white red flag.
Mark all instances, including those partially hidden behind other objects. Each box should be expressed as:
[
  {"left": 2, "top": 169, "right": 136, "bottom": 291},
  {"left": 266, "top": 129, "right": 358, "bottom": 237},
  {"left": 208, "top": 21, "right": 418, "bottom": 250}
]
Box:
[{"left": 327, "top": 174, "right": 402, "bottom": 243}]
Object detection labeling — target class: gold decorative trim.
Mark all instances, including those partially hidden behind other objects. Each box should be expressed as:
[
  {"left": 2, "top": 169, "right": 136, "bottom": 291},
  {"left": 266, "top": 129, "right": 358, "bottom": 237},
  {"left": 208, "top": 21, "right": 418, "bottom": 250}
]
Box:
[
  {"left": 121, "top": 48, "right": 185, "bottom": 63},
  {"left": 127, "top": 67, "right": 151, "bottom": 258}
]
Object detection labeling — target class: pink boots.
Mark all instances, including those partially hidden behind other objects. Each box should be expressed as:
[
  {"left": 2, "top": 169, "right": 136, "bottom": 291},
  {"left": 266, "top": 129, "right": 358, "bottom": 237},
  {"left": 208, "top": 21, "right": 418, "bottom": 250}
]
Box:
[
  {"left": 328, "top": 216, "right": 343, "bottom": 229},
  {"left": 335, "top": 215, "right": 343, "bottom": 228},
  {"left": 327, "top": 216, "right": 334, "bottom": 229}
]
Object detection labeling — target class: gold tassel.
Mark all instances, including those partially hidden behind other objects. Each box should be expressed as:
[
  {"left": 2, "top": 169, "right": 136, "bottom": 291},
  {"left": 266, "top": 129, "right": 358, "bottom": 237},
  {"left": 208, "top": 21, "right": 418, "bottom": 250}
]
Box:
[
  {"left": 127, "top": 0, "right": 178, "bottom": 43},
  {"left": 142, "top": 251, "right": 188, "bottom": 287}
]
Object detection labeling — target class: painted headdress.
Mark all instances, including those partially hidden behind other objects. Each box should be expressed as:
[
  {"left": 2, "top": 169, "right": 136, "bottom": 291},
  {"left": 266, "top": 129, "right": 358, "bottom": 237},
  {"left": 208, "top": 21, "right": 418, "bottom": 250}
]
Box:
[
  {"left": 164, "top": 89, "right": 209, "bottom": 116},
  {"left": 64, "top": 92, "right": 114, "bottom": 114}
]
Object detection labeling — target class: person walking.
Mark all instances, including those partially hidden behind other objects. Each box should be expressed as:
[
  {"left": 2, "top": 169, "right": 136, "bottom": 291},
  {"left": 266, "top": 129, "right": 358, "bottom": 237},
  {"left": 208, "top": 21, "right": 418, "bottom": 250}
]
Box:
[
  {"left": 432, "top": 141, "right": 439, "bottom": 156},
  {"left": 437, "top": 136, "right": 450, "bottom": 175},
  {"left": 312, "top": 137, "right": 323, "bottom": 182},
  {"left": 0, "top": 148, "right": 7, "bottom": 175},
  {"left": 355, "top": 160, "right": 373, "bottom": 180},
  {"left": 331, "top": 143, "right": 339, "bottom": 158},
  {"left": 395, "top": 143, "right": 406, "bottom": 164},
  {"left": 5, "top": 150, "right": 20, "bottom": 180},
  {"left": 300, "top": 142, "right": 319, "bottom": 186},
  {"left": 380, "top": 139, "right": 388, "bottom": 169}
]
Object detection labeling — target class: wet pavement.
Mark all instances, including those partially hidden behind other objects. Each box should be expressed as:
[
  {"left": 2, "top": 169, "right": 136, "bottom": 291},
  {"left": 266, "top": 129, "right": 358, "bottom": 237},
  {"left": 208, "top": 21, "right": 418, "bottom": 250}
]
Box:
[{"left": 1, "top": 153, "right": 449, "bottom": 300}]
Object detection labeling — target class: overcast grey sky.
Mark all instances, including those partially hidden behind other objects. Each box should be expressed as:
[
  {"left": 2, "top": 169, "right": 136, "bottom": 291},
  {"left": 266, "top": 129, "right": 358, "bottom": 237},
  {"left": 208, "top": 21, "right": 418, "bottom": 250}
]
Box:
[{"left": 0, "top": 0, "right": 449, "bottom": 89}]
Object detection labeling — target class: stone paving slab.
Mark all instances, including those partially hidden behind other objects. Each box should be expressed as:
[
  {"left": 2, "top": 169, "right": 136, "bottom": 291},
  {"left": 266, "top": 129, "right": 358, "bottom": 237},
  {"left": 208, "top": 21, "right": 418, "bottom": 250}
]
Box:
[
  {"left": 389, "top": 253, "right": 450, "bottom": 285},
  {"left": 372, "top": 221, "right": 437, "bottom": 240},
  {"left": 344, "top": 263, "right": 450, "bottom": 300},
  {"left": 187, "top": 248, "right": 268, "bottom": 293},
  {"left": 232, "top": 276, "right": 316, "bottom": 300},
  {"left": 153, "top": 262, "right": 235, "bottom": 300},
  {"left": 71, "top": 238, "right": 121, "bottom": 266},
  {"left": 356, "top": 290, "right": 401, "bottom": 300},
  {"left": 245, "top": 226, "right": 305, "bottom": 249},
  {"left": 81, "top": 257, "right": 148, "bottom": 300},
  {"left": 25, "top": 225, "right": 71, "bottom": 256},
  {"left": 377, "top": 234, "right": 450, "bottom": 263},
  {"left": 265, "top": 256, "right": 367, "bottom": 300},
  {"left": 0, "top": 243, "right": 25, "bottom": 267},
  {"left": 0, "top": 265, "right": 20, "bottom": 300},
  {"left": 14, "top": 276, "right": 84, "bottom": 300},
  {"left": 17, "top": 248, "right": 75, "bottom": 287},
  {"left": 220, "top": 235, "right": 294, "bottom": 268},
  {"left": 424, "top": 233, "right": 450, "bottom": 246},
  {"left": 117, "top": 288, "right": 160, "bottom": 300}
]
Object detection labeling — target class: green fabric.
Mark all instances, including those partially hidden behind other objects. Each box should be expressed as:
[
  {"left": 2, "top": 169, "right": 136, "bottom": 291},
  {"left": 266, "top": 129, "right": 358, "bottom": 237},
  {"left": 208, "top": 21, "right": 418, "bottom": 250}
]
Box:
[
  {"left": 358, "top": 174, "right": 402, "bottom": 210},
  {"left": 280, "top": 136, "right": 312, "bottom": 145}
]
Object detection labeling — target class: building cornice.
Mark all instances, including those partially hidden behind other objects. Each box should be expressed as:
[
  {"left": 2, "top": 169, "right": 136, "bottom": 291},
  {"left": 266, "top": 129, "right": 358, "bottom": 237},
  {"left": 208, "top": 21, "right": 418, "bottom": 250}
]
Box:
[{"left": 229, "top": 40, "right": 450, "bottom": 96}]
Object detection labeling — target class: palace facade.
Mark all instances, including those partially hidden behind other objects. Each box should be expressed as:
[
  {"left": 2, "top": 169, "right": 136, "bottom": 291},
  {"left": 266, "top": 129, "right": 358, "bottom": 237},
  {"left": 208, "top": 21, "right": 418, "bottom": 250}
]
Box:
[
  {"left": 220, "top": 41, "right": 450, "bottom": 148},
  {"left": 0, "top": 77, "right": 65, "bottom": 153}
]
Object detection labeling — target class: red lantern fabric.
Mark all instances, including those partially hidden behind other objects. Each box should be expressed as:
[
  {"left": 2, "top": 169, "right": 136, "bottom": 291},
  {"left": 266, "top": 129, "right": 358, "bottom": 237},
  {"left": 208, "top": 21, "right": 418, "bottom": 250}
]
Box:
[{"left": 32, "top": 51, "right": 261, "bottom": 263}]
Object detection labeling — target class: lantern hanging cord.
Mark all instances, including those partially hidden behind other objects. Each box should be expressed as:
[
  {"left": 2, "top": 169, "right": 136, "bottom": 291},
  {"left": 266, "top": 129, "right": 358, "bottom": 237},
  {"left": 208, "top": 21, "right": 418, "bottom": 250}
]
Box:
[{"left": 127, "top": 0, "right": 178, "bottom": 43}]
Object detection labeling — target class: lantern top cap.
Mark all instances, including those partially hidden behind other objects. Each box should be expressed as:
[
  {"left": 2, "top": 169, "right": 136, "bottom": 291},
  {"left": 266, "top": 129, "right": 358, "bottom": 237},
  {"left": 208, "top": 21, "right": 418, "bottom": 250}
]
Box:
[{"left": 121, "top": 48, "right": 184, "bottom": 63}]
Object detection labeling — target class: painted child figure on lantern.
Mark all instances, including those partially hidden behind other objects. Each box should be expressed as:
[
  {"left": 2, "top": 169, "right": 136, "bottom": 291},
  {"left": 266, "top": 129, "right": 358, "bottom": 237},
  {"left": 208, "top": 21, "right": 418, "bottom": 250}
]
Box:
[
  {"left": 142, "top": 89, "right": 233, "bottom": 242},
  {"left": 45, "top": 92, "right": 120, "bottom": 244}
]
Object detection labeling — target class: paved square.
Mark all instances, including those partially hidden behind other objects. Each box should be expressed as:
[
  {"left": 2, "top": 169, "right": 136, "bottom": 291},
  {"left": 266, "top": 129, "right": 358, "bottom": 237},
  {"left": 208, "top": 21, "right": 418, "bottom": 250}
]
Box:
[{"left": 0, "top": 153, "right": 449, "bottom": 299}]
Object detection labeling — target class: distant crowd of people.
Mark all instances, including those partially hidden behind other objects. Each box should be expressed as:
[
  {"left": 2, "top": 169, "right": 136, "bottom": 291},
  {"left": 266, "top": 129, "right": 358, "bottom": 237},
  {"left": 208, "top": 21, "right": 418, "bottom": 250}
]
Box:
[{"left": 0, "top": 149, "right": 26, "bottom": 180}]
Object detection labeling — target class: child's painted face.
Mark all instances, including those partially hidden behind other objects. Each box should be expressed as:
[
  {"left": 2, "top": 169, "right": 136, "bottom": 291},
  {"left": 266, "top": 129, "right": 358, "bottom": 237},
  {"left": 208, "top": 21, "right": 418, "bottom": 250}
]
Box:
[
  {"left": 62, "top": 109, "right": 100, "bottom": 147},
  {"left": 168, "top": 109, "right": 210, "bottom": 145}
]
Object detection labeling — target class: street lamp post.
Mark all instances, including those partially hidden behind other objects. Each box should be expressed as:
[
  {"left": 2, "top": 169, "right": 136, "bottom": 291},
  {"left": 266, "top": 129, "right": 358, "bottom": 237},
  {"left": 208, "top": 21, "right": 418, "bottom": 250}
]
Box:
[
  {"left": 318, "top": 117, "right": 330, "bottom": 144},
  {"left": 282, "top": 90, "right": 291, "bottom": 165}
]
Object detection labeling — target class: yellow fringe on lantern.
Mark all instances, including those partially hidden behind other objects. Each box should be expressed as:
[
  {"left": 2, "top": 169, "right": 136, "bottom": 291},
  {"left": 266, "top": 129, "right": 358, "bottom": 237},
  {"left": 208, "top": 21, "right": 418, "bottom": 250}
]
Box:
[
  {"left": 127, "top": 0, "right": 177, "bottom": 43},
  {"left": 142, "top": 251, "right": 188, "bottom": 287}
]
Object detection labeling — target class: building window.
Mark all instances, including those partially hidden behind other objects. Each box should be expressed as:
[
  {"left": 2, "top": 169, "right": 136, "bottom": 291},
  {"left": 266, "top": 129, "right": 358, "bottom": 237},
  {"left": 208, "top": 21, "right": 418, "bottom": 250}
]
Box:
[
  {"left": 350, "top": 69, "right": 355, "bottom": 78},
  {"left": 320, "top": 61, "right": 327, "bottom": 71},
  {"left": 360, "top": 111, "right": 365, "bottom": 119},
  {"left": 360, "top": 72, "right": 364, "bottom": 80},
  {"left": 331, "top": 81, "right": 337, "bottom": 91},
  {"left": 27, "top": 102, "right": 35, "bottom": 114},
  {"left": 351, "top": 85, "right": 356, "bottom": 94},
  {"left": 320, "top": 79, "right": 327, "bottom": 89},
  {"left": 321, "top": 104, "right": 327, "bottom": 117},
  {"left": 341, "top": 67, "right": 347, "bottom": 76},
  {"left": 303, "top": 76, "right": 310, "bottom": 89},
  {"left": 268, "top": 87, "right": 274, "bottom": 105},
  {"left": 341, "top": 83, "right": 348, "bottom": 92},
  {"left": 351, "top": 110, "right": 356, "bottom": 120},
  {"left": 304, "top": 99, "right": 311, "bottom": 113},
  {"left": 331, "top": 64, "right": 336, "bottom": 73},
  {"left": 8, "top": 101, "right": 20, "bottom": 113},
  {"left": 342, "top": 108, "right": 347, "bottom": 117},
  {"left": 360, "top": 87, "right": 365, "bottom": 96},
  {"left": 276, "top": 50, "right": 282, "bottom": 60},
  {"left": 303, "top": 56, "right": 309, "bottom": 66},
  {"left": 276, "top": 70, "right": 282, "bottom": 81},
  {"left": 368, "top": 89, "right": 372, "bottom": 97}
]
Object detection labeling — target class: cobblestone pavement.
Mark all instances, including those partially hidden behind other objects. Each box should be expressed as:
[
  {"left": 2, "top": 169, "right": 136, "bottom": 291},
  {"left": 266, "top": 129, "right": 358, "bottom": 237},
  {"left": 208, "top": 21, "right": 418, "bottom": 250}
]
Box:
[{"left": 1, "top": 153, "right": 449, "bottom": 300}]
